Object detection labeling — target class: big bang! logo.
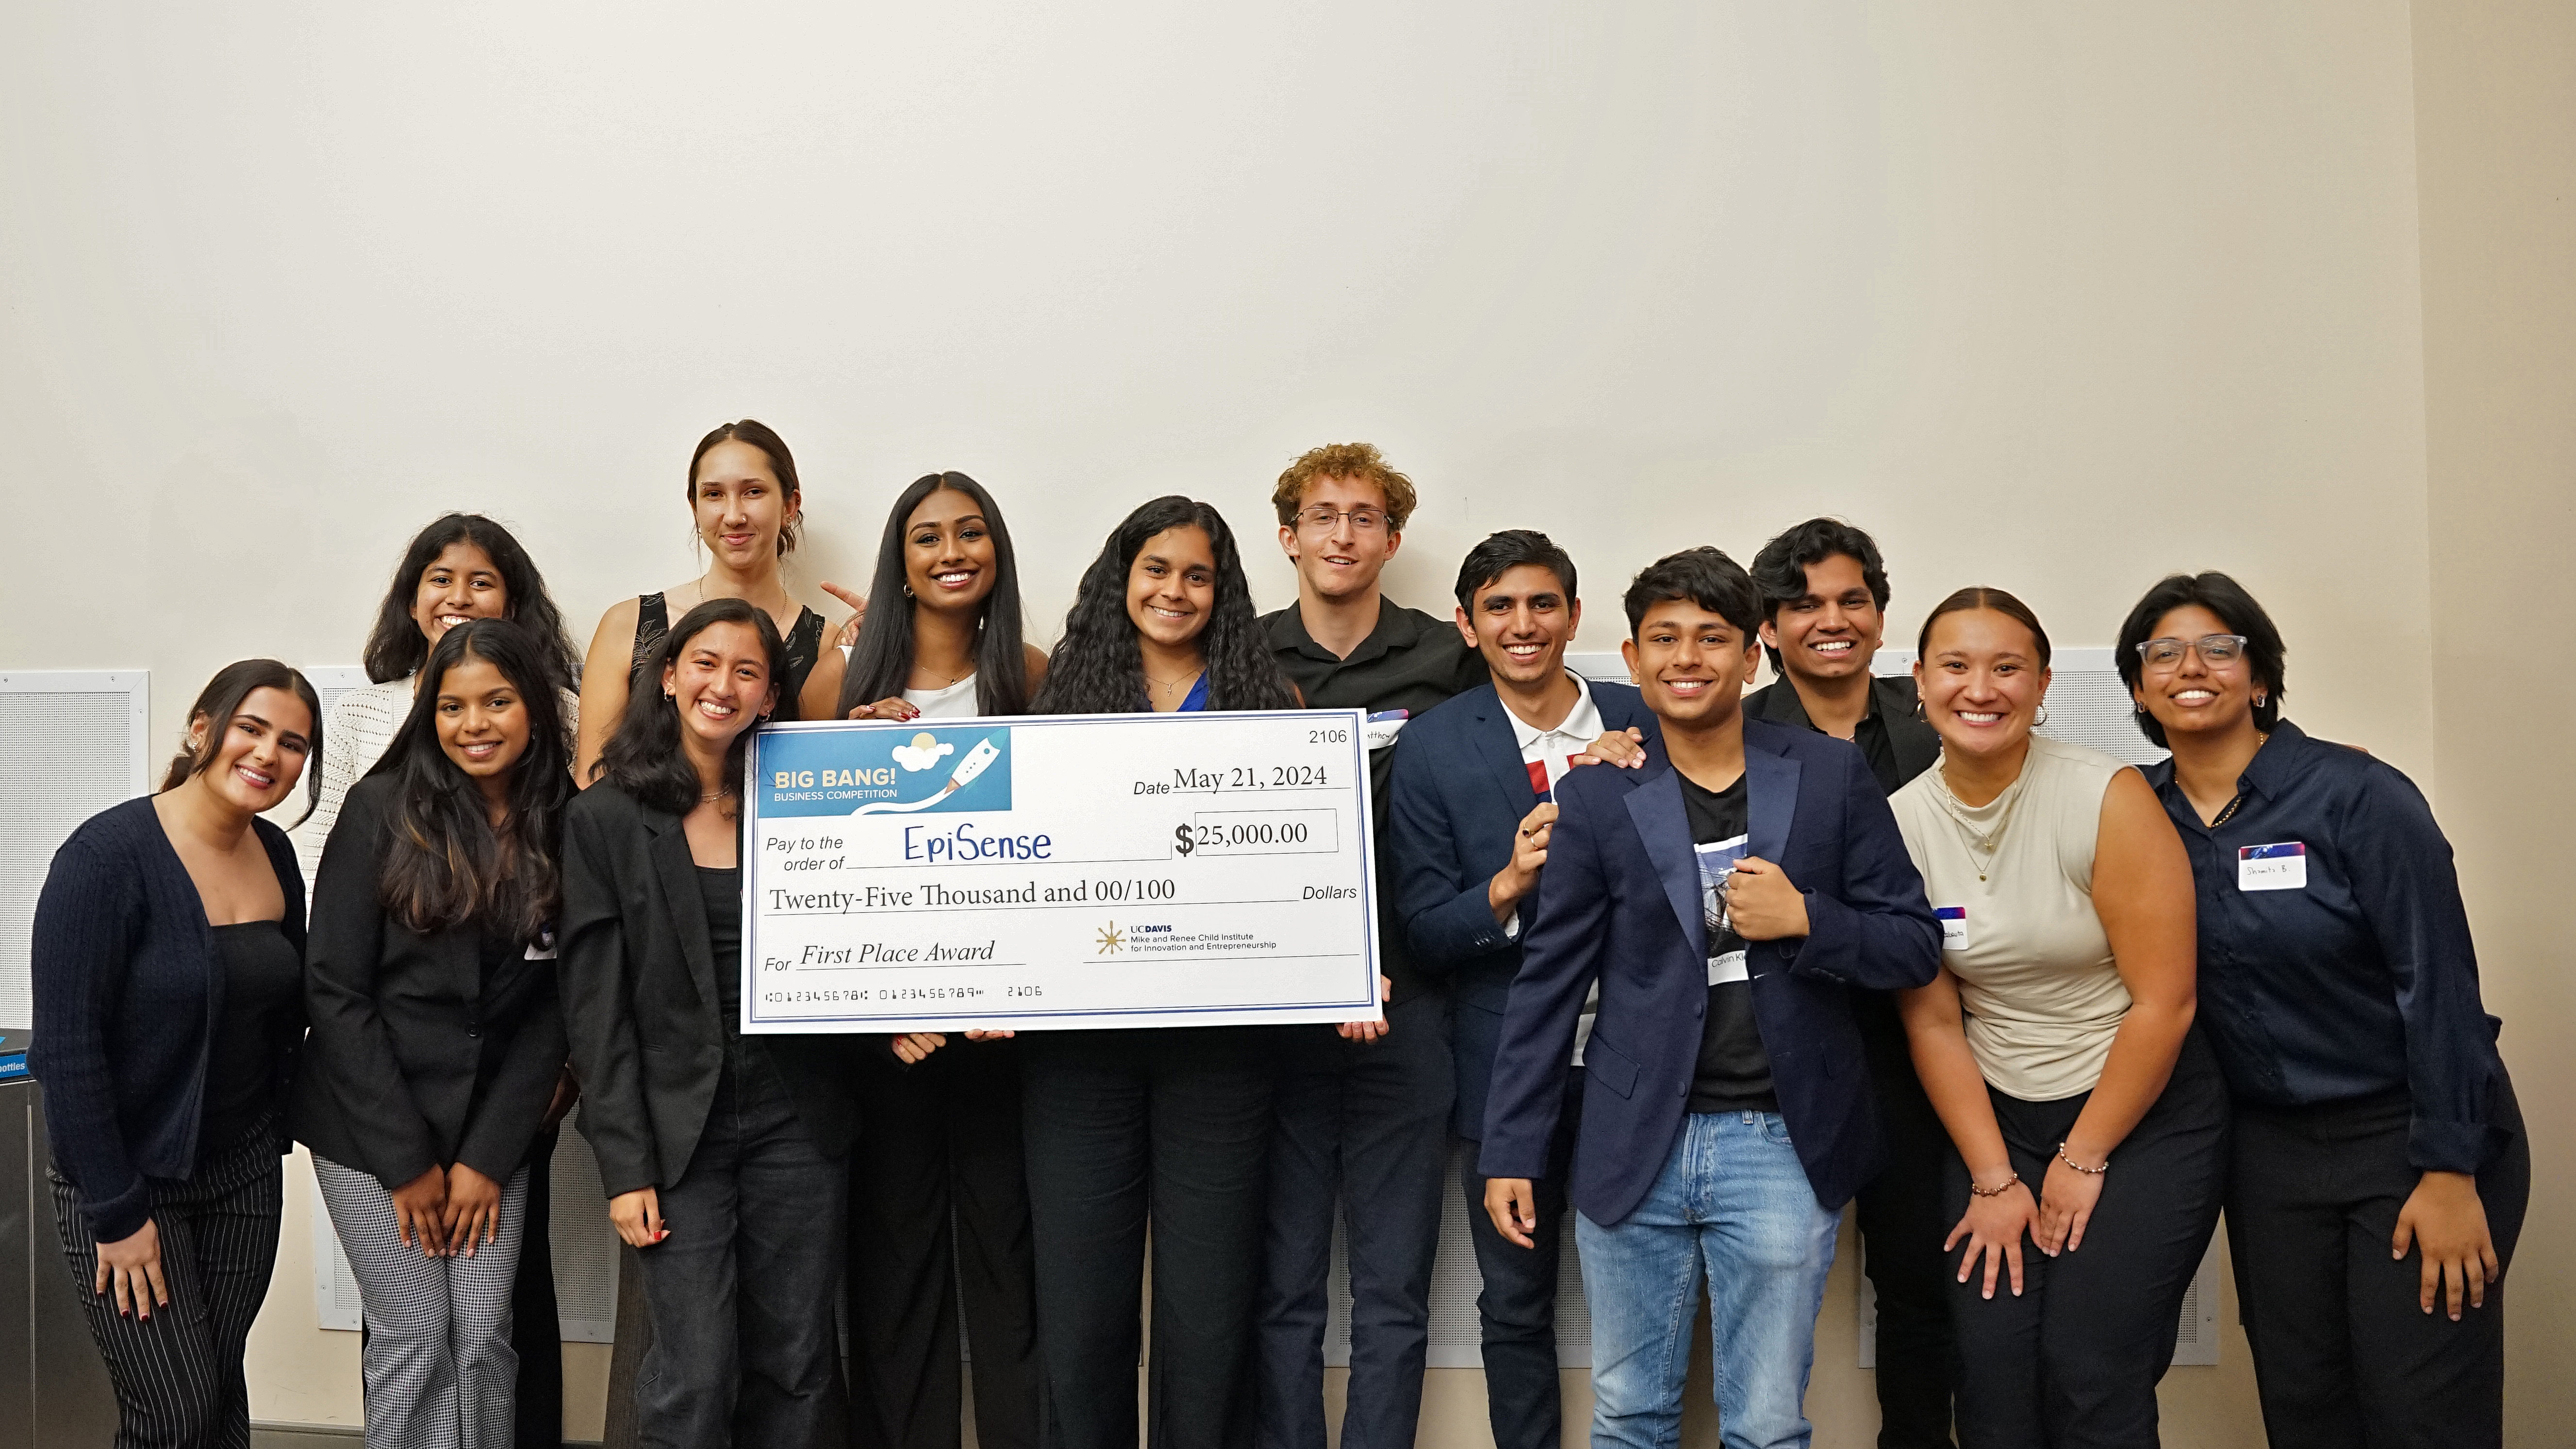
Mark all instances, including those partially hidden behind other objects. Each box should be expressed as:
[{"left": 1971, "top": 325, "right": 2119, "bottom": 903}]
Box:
[{"left": 756, "top": 724, "right": 1014, "bottom": 819}]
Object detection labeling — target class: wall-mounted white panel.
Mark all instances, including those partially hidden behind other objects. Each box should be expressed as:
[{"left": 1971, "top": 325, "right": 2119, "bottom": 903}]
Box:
[{"left": 0, "top": 672, "right": 151, "bottom": 1030}]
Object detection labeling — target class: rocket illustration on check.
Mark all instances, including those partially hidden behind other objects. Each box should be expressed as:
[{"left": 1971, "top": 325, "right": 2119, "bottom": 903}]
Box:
[{"left": 851, "top": 735, "right": 1002, "bottom": 817}]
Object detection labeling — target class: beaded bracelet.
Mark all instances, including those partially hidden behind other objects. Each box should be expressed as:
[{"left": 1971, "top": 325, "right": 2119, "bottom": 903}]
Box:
[
  {"left": 2057, "top": 1142, "right": 2109, "bottom": 1175},
  {"left": 1966, "top": 1172, "right": 2020, "bottom": 1198}
]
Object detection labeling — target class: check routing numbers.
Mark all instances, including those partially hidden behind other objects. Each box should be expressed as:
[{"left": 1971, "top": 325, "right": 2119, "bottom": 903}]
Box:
[{"left": 738, "top": 709, "right": 1383, "bottom": 1033}]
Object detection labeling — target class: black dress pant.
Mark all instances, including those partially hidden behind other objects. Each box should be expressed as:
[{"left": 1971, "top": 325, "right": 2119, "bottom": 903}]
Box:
[
  {"left": 2226, "top": 1072, "right": 2528, "bottom": 1449},
  {"left": 1852, "top": 993, "right": 1961, "bottom": 1448},
  {"left": 631, "top": 1049, "right": 851, "bottom": 1449},
  {"left": 514, "top": 1123, "right": 563, "bottom": 1449},
  {"left": 1460, "top": 1069, "right": 1581, "bottom": 1449},
  {"left": 845, "top": 1039, "right": 1044, "bottom": 1449},
  {"left": 1255, "top": 999, "right": 1453, "bottom": 1449},
  {"left": 1943, "top": 1029, "right": 2229, "bottom": 1449},
  {"left": 1021, "top": 1027, "right": 1275, "bottom": 1449},
  {"left": 50, "top": 1125, "right": 283, "bottom": 1449}
]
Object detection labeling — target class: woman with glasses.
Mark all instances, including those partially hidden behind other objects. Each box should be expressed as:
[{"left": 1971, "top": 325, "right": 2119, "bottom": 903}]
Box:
[
  {"left": 1887, "top": 587, "right": 2225, "bottom": 1449},
  {"left": 2119, "top": 573, "right": 2526, "bottom": 1449},
  {"left": 1016, "top": 497, "right": 1301, "bottom": 1449}
]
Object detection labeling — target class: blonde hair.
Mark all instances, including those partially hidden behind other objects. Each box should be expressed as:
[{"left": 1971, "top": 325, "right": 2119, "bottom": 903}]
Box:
[{"left": 1271, "top": 442, "right": 1418, "bottom": 533}]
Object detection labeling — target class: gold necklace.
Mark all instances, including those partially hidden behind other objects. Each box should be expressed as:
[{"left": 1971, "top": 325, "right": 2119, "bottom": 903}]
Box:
[
  {"left": 1145, "top": 668, "right": 1204, "bottom": 697},
  {"left": 1935, "top": 763, "right": 2030, "bottom": 884}
]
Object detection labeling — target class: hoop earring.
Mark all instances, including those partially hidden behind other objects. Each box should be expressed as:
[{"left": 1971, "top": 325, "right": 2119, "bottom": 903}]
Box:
[
  {"left": 2253, "top": 691, "right": 2268, "bottom": 708},
  {"left": 663, "top": 688, "right": 676, "bottom": 701},
  {"left": 903, "top": 583, "right": 915, "bottom": 599},
  {"left": 2035, "top": 704, "right": 2051, "bottom": 728}
]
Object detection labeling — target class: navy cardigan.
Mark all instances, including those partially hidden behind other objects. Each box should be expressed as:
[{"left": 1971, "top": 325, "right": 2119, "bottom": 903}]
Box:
[{"left": 30, "top": 796, "right": 307, "bottom": 1241}]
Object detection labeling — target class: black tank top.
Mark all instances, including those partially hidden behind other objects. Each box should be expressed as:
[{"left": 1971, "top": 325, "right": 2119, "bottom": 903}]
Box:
[{"left": 627, "top": 592, "right": 827, "bottom": 709}]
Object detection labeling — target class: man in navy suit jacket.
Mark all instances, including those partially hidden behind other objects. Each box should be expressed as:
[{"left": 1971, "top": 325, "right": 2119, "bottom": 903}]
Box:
[
  {"left": 1480, "top": 547, "right": 1941, "bottom": 1449},
  {"left": 1387, "top": 530, "right": 1658, "bottom": 1449}
]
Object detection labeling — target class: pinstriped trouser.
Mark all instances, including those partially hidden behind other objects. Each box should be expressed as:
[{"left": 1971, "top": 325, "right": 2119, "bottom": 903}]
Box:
[
  {"left": 50, "top": 1127, "right": 284, "bottom": 1449},
  {"left": 314, "top": 1156, "right": 529, "bottom": 1449}
]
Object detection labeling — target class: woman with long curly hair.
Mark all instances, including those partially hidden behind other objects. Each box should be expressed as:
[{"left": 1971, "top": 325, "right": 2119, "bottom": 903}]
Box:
[
  {"left": 1016, "top": 496, "right": 1299, "bottom": 1449},
  {"left": 293, "top": 619, "right": 574, "bottom": 1449}
]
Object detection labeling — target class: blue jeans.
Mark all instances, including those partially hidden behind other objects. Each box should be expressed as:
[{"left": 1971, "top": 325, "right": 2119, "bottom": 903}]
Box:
[{"left": 1575, "top": 1111, "right": 1840, "bottom": 1449}]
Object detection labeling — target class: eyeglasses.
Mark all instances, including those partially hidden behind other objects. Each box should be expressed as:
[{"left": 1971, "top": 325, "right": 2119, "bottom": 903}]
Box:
[
  {"left": 2134, "top": 634, "right": 2248, "bottom": 669},
  {"left": 1294, "top": 505, "right": 1388, "bottom": 535}
]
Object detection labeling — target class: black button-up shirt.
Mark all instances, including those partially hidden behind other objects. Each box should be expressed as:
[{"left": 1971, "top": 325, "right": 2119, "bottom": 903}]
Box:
[
  {"left": 1264, "top": 599, "right": 1484, "bottom": 1005},
  {"left": 2143, "top": 721, "right": 2506, "bottom": 1172},
  {"left": 1741, "top": 674, "right": 1941, "bottom": 798}
]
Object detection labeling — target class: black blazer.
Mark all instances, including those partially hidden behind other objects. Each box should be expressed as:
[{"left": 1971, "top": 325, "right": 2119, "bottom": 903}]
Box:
[
  {"left": 560, "top": 782, "right": 859, "bottom": 1199},
  {"left": 1385, "top": 678, "right": 1660, "bottom": 1138},
  {"left": 30, "top": 797, "right": 306, "bottom": 1242},
  {"left": 1742, "top": 674, "right": 1941, "bottom": 790},
  {"left": 289, "top": 776, "right": 567, "bottom": 1190},
  {"left": 1478, "top": 722, "right": 1942, "bottom": 1220}
]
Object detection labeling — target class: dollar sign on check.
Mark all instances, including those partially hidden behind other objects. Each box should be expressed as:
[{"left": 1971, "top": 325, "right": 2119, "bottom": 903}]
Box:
[{"left": 1173, "top": 824, "right": 1195, "bottom": 856}]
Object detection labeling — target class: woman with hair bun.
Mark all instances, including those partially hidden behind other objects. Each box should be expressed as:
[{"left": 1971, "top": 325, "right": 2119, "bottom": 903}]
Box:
[
  {"left": 1888, "top": 586, "right": 2224, "bottom": 1449},
  {"left": 293, "top": 619, "right": 573, "bottom": 1449},
  {"left": 574, "top": 419, "right": 851, "bottom": 784},
  {"left": 1015, "top": 496, "right": 1300, "bottom": 1449},
  {"left": 2121, "top": 571, "right": 2526, "bottom": 1449},
  {"left": 31, "top": 660, "right": 322, "bottom": 1449}
]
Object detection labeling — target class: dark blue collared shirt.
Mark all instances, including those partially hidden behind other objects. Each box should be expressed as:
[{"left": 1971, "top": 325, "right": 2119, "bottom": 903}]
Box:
[{"left": 2144, "top": 721, "right": 2505, "bottom": 1172}]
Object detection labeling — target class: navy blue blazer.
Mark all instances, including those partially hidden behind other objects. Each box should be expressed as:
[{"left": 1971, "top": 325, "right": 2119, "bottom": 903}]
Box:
[
  {"left": 1476, "top": 719, "right": 1940, "bottom": 1221},
  {"left": 1386, "top": 678, "right": 1659, "bottom": 1139}
]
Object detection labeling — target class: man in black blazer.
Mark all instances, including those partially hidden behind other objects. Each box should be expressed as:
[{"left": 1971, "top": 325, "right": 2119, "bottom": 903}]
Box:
[
  {"left": 1745, "top": 517, "right": 1955, "bottom": 1449},
  {"left": 1480, "top": 547, "right": 1940, "bottom": 1449},
  {"left": 1386, "top": 531, "right": 1656, "bottom": 1449}
]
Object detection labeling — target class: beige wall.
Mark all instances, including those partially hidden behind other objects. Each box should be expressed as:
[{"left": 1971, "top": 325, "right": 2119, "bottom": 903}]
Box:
[
  {"left": 2412, "top": 4, "right": 2576, "bottom": 1449},
  {"left": 11, "top": 0, "right": 2563, "bottom": 1443}
]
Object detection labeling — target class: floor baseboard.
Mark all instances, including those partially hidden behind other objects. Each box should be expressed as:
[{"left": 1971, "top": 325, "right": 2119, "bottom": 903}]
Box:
[{"left": 254, "top": 1427, "right": 599, "bottom": 1449}]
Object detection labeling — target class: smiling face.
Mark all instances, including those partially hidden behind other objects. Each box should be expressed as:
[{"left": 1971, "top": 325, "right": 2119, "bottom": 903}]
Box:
[
  {"left": 904, "top": 486, "right": 999, "bottom": 613},
  {"left": 409, "top": 541, "right": 508, "bottom": 646},
  {"left": 184, "top": 686, "right": 314, "bottom": 814},
  {"left": 1279, "top": 475, "right": 1402, "bottom": 604},
  {"left": 1126, "top": 525, "right": 1218, "bottom": 652},
  {"left": 432, "top": 653, "right": 532, "bottom": 797},
  {"left": 1461, "top": 563, "right": 1581, "bottom": 689},
  {"left": 1915, "top": 608, "right": 2051, "bottom": 764},
  {"left": 693, "top": 438, "right": 798, "bottom": 569},
  {"left": 1620, "top": 598, "right": 1760, "bottom": 730},
  {"left": 1760, "top": 551, "right": 1882, "bottom": 684},
  {"left": 661, "top": 619, "right": 778, "bottom": 753},
  {"left": 2132, "top": 602, "right": 2257, "bottom": 744}
]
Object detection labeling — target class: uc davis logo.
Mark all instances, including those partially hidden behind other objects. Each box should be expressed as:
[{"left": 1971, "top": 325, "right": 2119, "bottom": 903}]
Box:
[
  {"left": 1096, "top": 922, "right": 1124, "bottom": 955},
  {"left": 758, "top": 725, "right": 1014, "bottom": 819}
]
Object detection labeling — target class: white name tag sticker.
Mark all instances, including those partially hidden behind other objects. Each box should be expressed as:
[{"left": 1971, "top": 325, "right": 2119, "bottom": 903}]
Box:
[
  {"left": 1935, "top": 906, "right": 1968, "bottom": 950},
  {"left": 1708, "top": 950, "right": 1749, "bottom": 986},
  {"left": 1362, "top": 710, "right": 1409, "bottom": 751},
  {"left": 2238, "top": 842, "right": 2308, "bottom": 891}
]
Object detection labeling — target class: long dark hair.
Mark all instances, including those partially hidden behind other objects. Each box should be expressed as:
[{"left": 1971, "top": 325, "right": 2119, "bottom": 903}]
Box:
[
  {"left": 835, "top": 473, "right": 1031, "bottom": 719},
  {"left": 1030, "top": 497, "right": 1297, "bottom": 715},
  {"left": 690, "top": 420, "right": 804, "bottom": 558},
  {"left": 361, "top": 513, "right": 580, "bottom": 690},
  {"left": 596, "top": 598, "right": 797, "bottom": 813},
  {"left": 161, "top": 659, "right": 326, "bottom": 824},
  {"left": 367, "top": 620, "right": 573, "bottom": 943},
  {"left": 2114, "top": 571, "right": 2286, "bottom": 747}
]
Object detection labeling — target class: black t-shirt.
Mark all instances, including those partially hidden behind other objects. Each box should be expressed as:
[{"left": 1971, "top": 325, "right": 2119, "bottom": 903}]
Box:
[
  {"left": 1679, "top": 774, "right": 1776, "bottom": 1113},
  {"left": 699, "top": 866, "right": 743, "bottom": 1036},
  {"left": 200, "top": 921, "right": 303, "bottom": 1150}
]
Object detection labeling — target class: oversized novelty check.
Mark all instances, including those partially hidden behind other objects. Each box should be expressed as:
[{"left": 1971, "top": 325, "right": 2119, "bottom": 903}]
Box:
[{"left": 738, "top": 709, "right": 1382, "bottom": 1033}]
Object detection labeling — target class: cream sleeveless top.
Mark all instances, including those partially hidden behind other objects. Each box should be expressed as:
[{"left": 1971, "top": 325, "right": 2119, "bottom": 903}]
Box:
[{"left": 1889, "top": 734, "right": 2133, "bottom": 1102}]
